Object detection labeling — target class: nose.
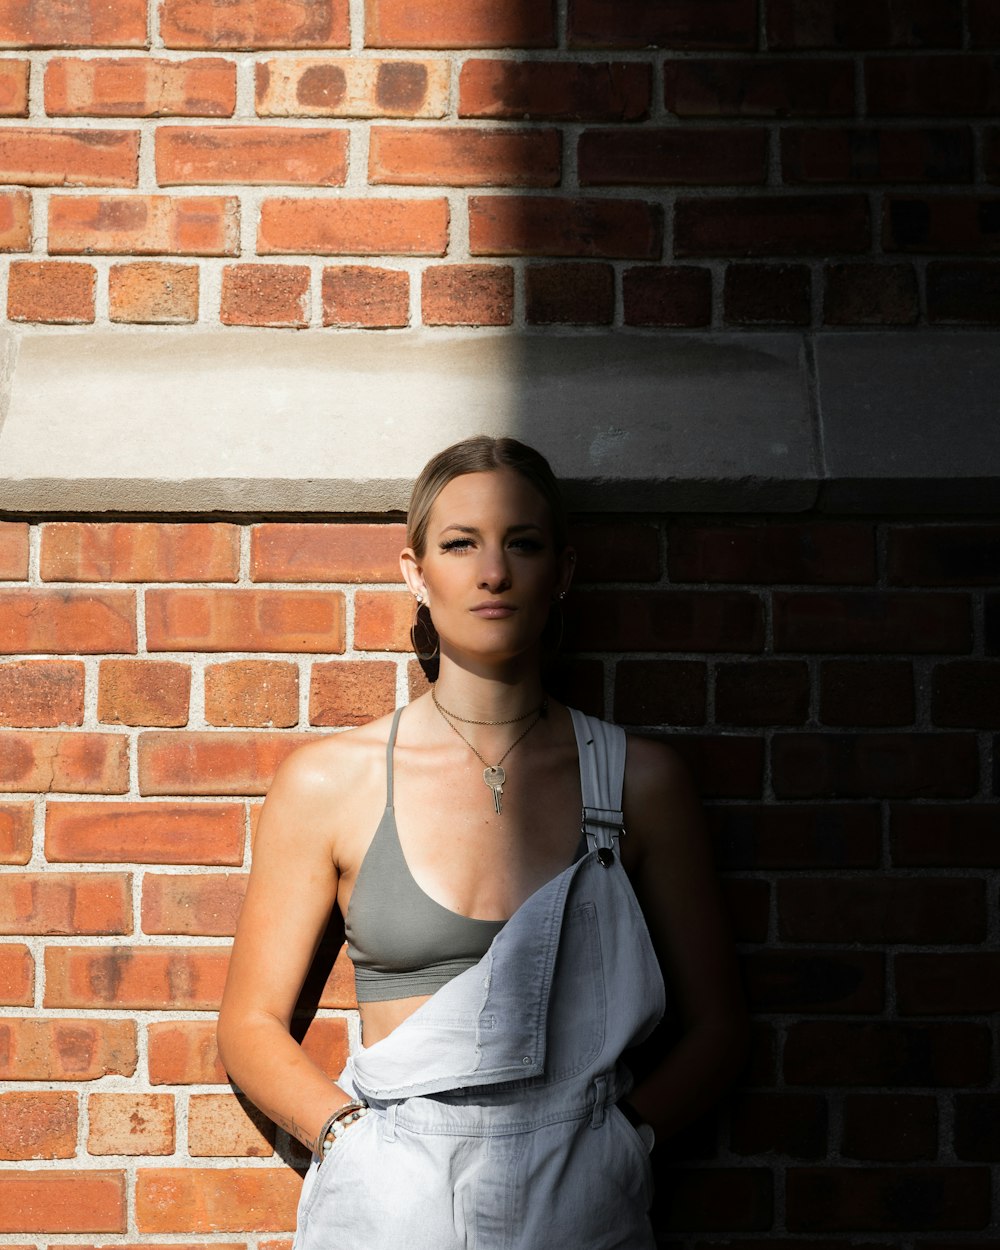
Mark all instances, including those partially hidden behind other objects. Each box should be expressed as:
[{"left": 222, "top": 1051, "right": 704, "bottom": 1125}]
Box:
[{"left": 477, "top": 544, "right": 511, "bottom": 592}]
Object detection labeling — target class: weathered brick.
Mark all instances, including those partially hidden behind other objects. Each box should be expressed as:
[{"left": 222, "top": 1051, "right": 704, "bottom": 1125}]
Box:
[
  {"left": 371, "top": 126, "right": 560, "bottom": 187},
  {"left": 161, "top": 0, "right": 349, "bottom": 49},
  {"left": 259, "top": 196, "right": 448, "bottom": 255},
  {"left": 461, "top": 59, "right": 650, "bottom": 121},
  {"left": 45, "top": 801, "right": 245, "bottom": 865},
  {"left": 772, "top": 733, "right": 978, "bottom": 799},
  {"left": 526, "top": 262, "right": 614, "bottom": 325},
  {"left": 98, "top": 659, "right": 190, "bottom": 728},
  {"left": 251, "top": 523, "right": 406, "bottom": 582},
  {"left": 0, "top": 1017, "right": 137, "bottom": 1080},
  {"left": 109, "top": 261, "right": 200, "bottom": 323},
  {"left": 0, "top": 1091, "right": 77, "bottom": 1160},
  {"left": 580, "top": 126, "right": 766, "bottom": 186},
  {"left": 896, "top": 953, "right": 1000, "bottom": 1015},
  {"left": 777, "top": 877, "right": 985, "bottom": 944},
  {"left": 0, "top": 1172, "right": 126, "bottom": 1234},
  {"left": 256, "top": 57, "right": 449, "bottom": 118},
  {"left": 613, "top": 659, "right": 706, "bottom": 726},
  {"left": 572, "top": 590, "right": 765, "bottom": 652},
  {"left": 45, "top": 946, "right": 230, "bottom": 1010},
  {"left": 884, "top": 196, "right": 1000, "bottom": 253},
  {"left": 45, "top": 57, "right": 236, "bottom": 117},
  {"left": 138, "top": 732, "right": 313, "bottom": 796},
  {"left": 767, "top": 0, "right": 962, "bottom": 48},
  {"left": 49, "top": 195, "right": 240, "bottom": 256},
  {"left": 0, "top": 732, "right": 128, "bottom": 795},
  {"left": 823, "top": 262, "right": 920, "bottom": 325},
  {"left": 665, "top": 58, "right": 854, "bottom": 117},
  {"left": 7, "top": 261, "right": 95, "bottom": 323},
  {"left": 309, "top": 660, "right": 397, "bottom": 726},
  {"left": 146, "top": 588, "right": 343, "bottom": 652},
  {"left": 744, "top": 949, "right": 884, "bottom": 1014},
  {"left": 889, "top": 525, "right": 1000, "bottom": 585},
  {"left": 953, "top": 1094, "right": 1000, "bottom": 1161},
  {"left": 820, "top": 659, "right": 915, "bottom": 726},
  {"left": 670, "top": 523, "right": 876, "bottom": 584},
  {"left": 87, "top": 1093, "right": 174, "bottom": 1156},
  {"left": 42, "top": 522, "right": 238, "bottom": 582},
  {"left": 137, "top": 1167, "right": 300, "bottom": 1232},
  {"left": 724, "top": 263, "right": 811, "bottom": 325},
  {"left": 709, "top": 804, "right": 881, "bottom": 869},
  {"left": 715, "top": 661, "right": 810, "bottom": 725},
  {"left": 841, "top": 1094, "right": 938, "bottom": 1162},
  {"left": 366, "top": 0, "right": 556, "bottom": 49},
  {"left": 0, "top": 943, "right": 32, "bottom": 1004},
  {"left": 0, "top": 801, "right": 32, "bottom": 864},
  {"left": 205, "top": 660, "right": 298, "bottom": 729},
  {"left": 141, "top": 872, "right": 247, "bottom": 936},
  {"left": 0, "top": 0, "right": 147, "bottom": 47},
  {"left": 353, "top": 590, "right": 411, "bottom": 651},
  {"left": 321, "top": 264, "right": 409, "bottom": 326},
  {"left": 786, "top": 1167, "right": 990, "bottom": 1232},
  {"left": 729, "top": 1093, "right": 828, "bottom": 1159},
  {"left": 421, "top": 263, "right": 513, "bottom": 326},
  {"left": 0, "top": 521, "right": 29, "bottom": 578},
  {"left": 0, "top": 872, "right": 131, "bottom": 936},
  {"left": 622, "top": 264, "right": 711, "bottom": 326},
  {"left": 0, "top": 127, "right": 136, "bottom": 186},
  {"left": 0, "top": 187, "right": 29, "bottom": 253},
  {"left": 0, "top": 59, "right": 27, "bottom": 114},
  {"left": 188, "top": 1093, "right": 275, "bottom": 1157},
  {"left": 220, "top": 263, "right": 310, "bottom": 327},
  {"left": 157, "top": 126, "right": 346, "bottom": 186},
  {"left": 0, "top": 660, "right": 84, "bottom": 728},
  {"left": 927, "top": 261, "right": 1000, "bottom": 324},
  {"left": 784, "top": 1022, "right": 991, "bottom": 1087},
  {"left": 891, "top": 805, "right": 1000, "bottom": 867},
  {"left": 784, "top": 127, "right": 972, "bottom": 184},
  {"left": 867, "top": 56, "right": 1000, "bottom": 115},
  {"left": 148, "top": 1016, "right": 347, "bottom": 1085},
  {"left": 569, "top": 0, "right": 757, "bottom": 50},
  {"left": 773, "top": 591, "right": 971, "bottom": 652},
  {"left": 469, "top": 195, "right": 662, "bottom": 259},
  {"left": 675, "top": 194, "right": 871, "bottom": 256}
]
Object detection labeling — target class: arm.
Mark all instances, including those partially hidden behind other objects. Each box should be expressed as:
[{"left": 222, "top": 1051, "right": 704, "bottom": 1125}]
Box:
[
  {"left": 216, "top": 743, "right": 354, "bottom": 1151},
  {"left": 621, "top": 735, "right": 749, "bottom": 1141}
]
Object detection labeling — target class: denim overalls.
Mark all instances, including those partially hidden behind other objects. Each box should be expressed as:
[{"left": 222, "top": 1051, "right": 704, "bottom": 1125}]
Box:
[{"left": 293, "top": 709, "right": 666, "bottom": 1249}]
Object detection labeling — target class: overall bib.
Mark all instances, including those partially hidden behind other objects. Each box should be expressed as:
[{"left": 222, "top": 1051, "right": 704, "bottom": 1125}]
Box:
[{"left": 293, "top": 709, "right": 667, "bottom": 1250}]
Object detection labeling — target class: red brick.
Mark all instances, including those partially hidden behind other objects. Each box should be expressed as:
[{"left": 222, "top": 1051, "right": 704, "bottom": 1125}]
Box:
[
  {"left": 709, "top": 804, "right": 881, "bottom": 869},
  {"left": 823, "top": 262, "right": 920, "bottom": 325},
  {"left": 371, "top": 126, "right": 560, "bottom": 187},
  {"left": 0, "top": 1017, "right": 136, "bottom": 1080},
  {"left": 460, "top": 59, "right": 650, "bottom": 121},
  {"left": 570, "top": 521, "right": 661, "bottom": 582},
  {"left": 784, "top": 126, "right": 972, "bottom": 184},
  {"left": 220, "top": 263, "right": 310, "bottom": 327},
  {"left": 970, "top": 0, "right": 1000, "bottom": 46},
  {"left": 0, "top": 521, "right": 28, "bottom": 578},
  {"left": 49, "top": 194, "right": 239, "bottom": 256},
  {"left": 45, "top": 945, "right": 230, "bottom": 1010},
  {"left": 321, "top": 264, "right": 409, "bottom": 326},
  {"left": 0, "top": 732, "right": 128, "bottom": 795},
  {"left": 147, "top": 1015, "right": 347, "bottom": 1085},
  {"left": 0, "top": 1, "right": 147, "bottom": 47},
  {"left": 954, "top": 1094, "right": 1000, "bottom": 1162},
  {"left": 0, "top": 58, "right": 27, "bottom": 114},
  {"left": 109, "top": 261, "right": 200, "bottom": 323},
  {"left": 188, "top": 1092, "right": 274, "bottom": 1157},
  {"left": 0, "top": 943, "right": 31, "bottom": 1004},
  {"left": 0, "top": 1172, "right": 126, "bottom": 1234},
  {"left": 42, "top": 521, "right": 238, "bottom": 582},
  {"left": 767, "top": 0, "right": 962, "bottom": 48},
  {"left": 665, "top": 58, "right": 854, "bottom": 117},
  {"left": 354, "top": 589, "right": 411, "bottom": 651},
  {"left": 0, "top": 872, "right": 131, "bottom": 935},
  {"left": 0, "top": 127, "right": 136, "bottom": 186},
  {"left": 0, "top": 660, "right": 84, "bottom": 728},
  {"left": 137, "top": 1167, "right": 300, "bottom": 1233},
  {"left": 724, "top": 262, "right": 811, "bottom": 325},
  {"left": 729, "top": 1093, "right": 827, "bottom": 1158},
  {"left": 569, "top": 0, "right": 756, "bottom": 50},
  {"left": 888, "top": 524, "right": 1000, "bottom": 585},
  {"left": 259, "top": 196, "right": 448, "bottom": 255},
  {"left": 251, "top": 522, "right": 406, "bottom": 581},
  {"left": 526, "top": 262, "right": 613, "bottom": 325},
  {"left": 668, "top": 735, "right": 764, "bottom": 799},
  {"left": 45, "top": 801, "right": 245, "bottom": 865},
  {"left": 867, "top": 56, "right": 1000, "bottom": 115},
  {"left": 256, "top": 56, "right": 450, "bottom": 118},
  {"left": 205, "top": 660, "right": 298, "bottom": 728},
  {"left": 87, "top": 1093, "right": 174, "bottom": 1155},
  {"left": 0, "top": 1091, "right": 77, "bottom": 1160},
  {"left": 0, "top": 802, "right": 32, "bottom": 864},
  {"left": 157, "top": 126, "right": 346, "bottom": 185},
  {"left": 676, "top": 194, "right": 871, "bottom": 257},
  {"left": 469, "top": 194, "right": 662, "bottom": 259},
  {"left": 161, "top": 0, "right": 349, "bottom": 49},
  {"left": 572, "top": 590, "right": 765, "bottom": 652},
  {"left": 622, "top": 264, "right": 711, "bottom": 326},
  {"left": 715, "top": 661, "right": 810, "bottom": 726},
  {"left": 927, "top": 261, "right": 1000, "bottom": 324},
  {"left": 422, "top": 263, "right": 513, "bottom": 325},
  {"left": 820, "top": 659, "right": 915, "bottom": 726},
  {"left": 0, "top": 590, "right": 136, "bottom": 653},
  {"left": 745, "top": 949, "right": 884, "bottom": 1014},
  {"left": 896, "top": 953, "right": 1000, "bottom": 1015},
  {"left": 7, "top": 261, "right": 95, "bottom": 323},
  {"left": 0, "top": 187, "right": 30, "bottom": 250},
  {"left": 366, "top": 0, "right": 556, "bottom": 49},
  {"left": 98, "top": 659, "right": 190, "bottom": 728},
  {"left": 141, "top": 872, "right": 247, "bottom": 936},
  {"left": 777, "top": 877, "right": 985, "bottom": 944},
  {"left": 661, "top": 1168, "right": 773, "bottom": 1232},
  {"left": 772, "top": 733, "right": 978, "bottom": 800},
  {"left": 885, "top": 195, "right": 1000, "bottom": 253},
  {"left": 138, "top": 731, "right": 313, "bottom": 796},
  {"left": 46, "top": 56, "right": 235, "bottom": 117},
  {"left": 146, "top": 588, "right": 344, "bottom": 652},
  {"left": 932, "top": 661, "right": 1000, "bottom": 727},
  {"left": 786, "top": 1167, "right": 989, "bottom": 1233},
  {"left": 774, "top": 591, "right": 971, "bottom": 652},
  {"left": 613, "top": 660, "right": 706, "bottom": 726},
  {"left": 580, "top": 126, "right": 766, "bottom": 186},
  {"left": 842, "top": 1094, "right": 938, "bottom": 1162},
  {"left": 671, "top": 523, "right": 875, "bottom": 584},
  {"left": 784, "top": 1021, "right": 991, "bottom": 1087},
  {"left": 309, "top": 659, "right": 397, "bottom": 726},
  {"left": 891, "top": 805, "right": 1000, "bottom": 867}
]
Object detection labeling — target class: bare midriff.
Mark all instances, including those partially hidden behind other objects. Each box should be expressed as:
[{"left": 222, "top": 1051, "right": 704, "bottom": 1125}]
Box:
[{"left": 359, "top": 995, "right": 433, "bottom": 1047}]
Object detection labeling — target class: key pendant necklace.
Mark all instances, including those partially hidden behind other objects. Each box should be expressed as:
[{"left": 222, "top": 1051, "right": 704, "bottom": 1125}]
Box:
[{"left": 432, "top": 689, "right": 547, "bottom": 815}]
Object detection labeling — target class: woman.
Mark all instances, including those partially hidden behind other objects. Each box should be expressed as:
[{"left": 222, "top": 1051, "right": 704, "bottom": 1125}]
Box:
[{"left": 217, "top": 436, "right": 747, "bottom": 1249}]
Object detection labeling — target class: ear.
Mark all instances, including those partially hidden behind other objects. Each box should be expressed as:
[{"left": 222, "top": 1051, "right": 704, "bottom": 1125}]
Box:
[
  {"left": 555, "top": 545, "right": 576, "bottom": 599},
  {"left": 400, "top": 547, "right": 426, "bottom": 601}
]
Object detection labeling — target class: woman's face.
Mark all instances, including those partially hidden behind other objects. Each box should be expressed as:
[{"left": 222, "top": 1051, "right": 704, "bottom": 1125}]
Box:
[{"left": 401, "top": 468, "right": 573, "bottom": 668}]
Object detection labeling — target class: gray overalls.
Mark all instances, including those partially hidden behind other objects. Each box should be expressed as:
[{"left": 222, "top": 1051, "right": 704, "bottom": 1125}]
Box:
[{"left": 294, "top": 709, "right": 666, "bottom": 1249}]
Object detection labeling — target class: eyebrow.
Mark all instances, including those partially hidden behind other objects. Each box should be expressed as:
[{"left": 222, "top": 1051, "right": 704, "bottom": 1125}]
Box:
[{"left": 439, "top": 523, "right": 544, "bottom": 537}]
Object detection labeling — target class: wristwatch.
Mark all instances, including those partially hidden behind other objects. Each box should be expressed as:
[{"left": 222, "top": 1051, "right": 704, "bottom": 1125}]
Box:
[{"left": 316, "top": 1100, "right": 369, "bottom": 1159}]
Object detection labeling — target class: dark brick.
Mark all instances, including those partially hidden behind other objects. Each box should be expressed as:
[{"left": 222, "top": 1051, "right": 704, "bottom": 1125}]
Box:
[
  {"left": 888, "top": 525, "right": 1000, "bottom": 586},
  {"left": 459, "top": 59, "right": 651, "bottom": 122},
  {"left": 709, "top": 804, "right": 881, "bottom": 869},
  {"left": 783, "top": 127, "right": 972, "bottom": 183},
  {"left": 784, "top": 1022, "right": 992, "bottom": 1087},
  {"left": 525, "top": 262, "right": 613, "bottom": 325},
  {"left": 988, "top": 593, "right": 1000, "bottom": 654},
  {"left": 664, "top": 58, "right": 854, "bottom": 117},
  {"left": 675, "top": 194, "right": 871, "bottom": 257},
  {"left": 622, "top": 265, "right": 712, "bottom": 327},
  {"left": 569, "top": 521, "right": 661, "bottom": 583},
  {"left": 669, "top": 523, "right": 876, "bottom": 585},
  {"left": 544, "top": 657, "right": 604, "bottom": 718},
  {"left": 743, "top": 1021, "right": 778, "bottom": 1086},
  {"left": 970, "top": 0, "right": 1000, "bottom": 47},
  {"left": 867, "top": 56, "right": 1000, "bottom": 115},
  {"left": 842, "top": 1094, "right": 938, "bottom": 1162},
  {"left": 469, "top": 194, "right": 662, "bottom": 259},
  {"left": 614, "top": 660, "right": 706, "bottom": 726},
  {"left": 730, "top": 1093, "right": 828, "bottom": 1158},
  {"left": 786, "top": 1167, "right": 990, "bottom": 1232},
  {"left": 772, "top": 733, "right": 978, "bottom": 800},
  {"left": 715, "top": 661, "right": 810, "bottom": 725},
  {"left": 891, "top": 805, "right": 1000, "bottom": 867},
  {"left": 773, "top": 591, "right": 972, "bottom": 653},
  {"left": 820, "top": 660, "right": 915, "bottom": 726},
  {"left": 743, "top": 950, "right": 884, "bottom": 1014},
  {"left": 658, "top": 1168, "right": 773, "bottom": 1232},
  {"left": 767, "top": 0, "right": 963, "bottom": 49},
  {"left": 823, "top": 263, "right": 919, "bottom": 325},
  {"left": 777, "top": 878, "right": 985, "bottom": 944},
  {"left": 579, "top": 127, "right": 767, "bottom": 186},
  {"left": 568, "top": 0, "right": 758, "bottom": 50},
  {"left": 724, "top": 263, "right": 811, "bottom": 325},
  {"left": 933, "top": 661, "right": 1000, "bottom": 727},
  {"left": 954, "top": 1094, "right": 1000, "bottom": 1161},
  {"left": 884, "top": 195, "right": 1000, "bottom": 253},
  {"left": 722, "top": 879, "right": 769, "bottom": 943},
  {"left": 570, "top": 590, "right": 765, "bottom": 652},
  {"left": 928, "top": 262, "right": 1000, "bottom": 323},
  {"left": 668, "top": 735, "right": 764, "bottom": 799},
  {"left": 896, "top": 953, "right": 1000, "bottom": 1015}
]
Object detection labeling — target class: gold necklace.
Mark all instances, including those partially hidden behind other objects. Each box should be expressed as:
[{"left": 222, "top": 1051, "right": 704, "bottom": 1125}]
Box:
[
  {"left": 432, "top": 688, "right": 547, "bottom": 814},
  {"left": 431, "top": 691, "right": 546, "bottom": 726}
]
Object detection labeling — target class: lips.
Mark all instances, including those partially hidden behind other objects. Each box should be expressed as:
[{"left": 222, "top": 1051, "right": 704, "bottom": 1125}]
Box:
[{"left": 470, "top": 601, "right": 516, "bottom": 617}]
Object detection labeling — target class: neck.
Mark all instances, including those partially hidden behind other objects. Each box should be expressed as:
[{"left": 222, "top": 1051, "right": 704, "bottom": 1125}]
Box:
[{"left": 432, "top": 657, "right": 546, "bottom": 723}]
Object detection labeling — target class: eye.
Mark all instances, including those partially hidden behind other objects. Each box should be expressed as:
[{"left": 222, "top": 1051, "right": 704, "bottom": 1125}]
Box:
[
  {"left": 440, "top": 537, "right": 474, "bottom": 552},
  {"left": 509, "top": 537, "right": 544, "bottom": 552}
]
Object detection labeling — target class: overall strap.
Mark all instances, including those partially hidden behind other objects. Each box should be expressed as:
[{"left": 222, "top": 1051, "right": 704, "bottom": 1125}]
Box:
[
  {"left": 568, "top": 708, "right": 627, "bottom": 860},
  {"left": 384, "top": 707, "right": 404, "bottom": 809}
]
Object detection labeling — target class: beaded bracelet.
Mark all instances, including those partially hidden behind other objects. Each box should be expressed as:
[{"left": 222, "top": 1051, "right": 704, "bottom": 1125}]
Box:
[{"left": 316, "top": 1100, "right": 369, "bottom": 1159}]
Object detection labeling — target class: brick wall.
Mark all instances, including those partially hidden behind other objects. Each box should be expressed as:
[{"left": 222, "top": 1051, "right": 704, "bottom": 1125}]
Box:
[{"left": 0, "top": 515, "right": 997, "bottom": 1243}]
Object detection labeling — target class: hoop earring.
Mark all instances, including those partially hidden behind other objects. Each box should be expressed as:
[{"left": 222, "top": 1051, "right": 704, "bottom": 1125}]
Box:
[{"left": 410, "top": 600, "right": 440, "bottom": 681}]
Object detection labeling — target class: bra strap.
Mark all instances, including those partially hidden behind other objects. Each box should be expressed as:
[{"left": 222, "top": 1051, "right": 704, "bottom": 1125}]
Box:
[
  {"left": 385, "top": 707, "right": 404, "bottom": 810},
  {"left": 568, "top": 708, "right": 627, "bottom": 856}
]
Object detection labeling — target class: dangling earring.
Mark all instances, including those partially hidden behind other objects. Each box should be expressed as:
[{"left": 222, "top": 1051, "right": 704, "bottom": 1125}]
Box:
[{"left": 410, "top": 595, "right": 440, "bottom": 677}]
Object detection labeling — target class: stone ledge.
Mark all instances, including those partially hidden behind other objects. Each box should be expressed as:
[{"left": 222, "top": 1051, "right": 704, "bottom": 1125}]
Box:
[{"left": 0, "top": 328, "right": 996, "bottom": 515}]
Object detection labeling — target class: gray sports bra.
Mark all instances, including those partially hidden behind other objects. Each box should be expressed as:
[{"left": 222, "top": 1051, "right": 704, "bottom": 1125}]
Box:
[{"left": 345, "top": 706, "right": 586, "bottom": 1003}]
